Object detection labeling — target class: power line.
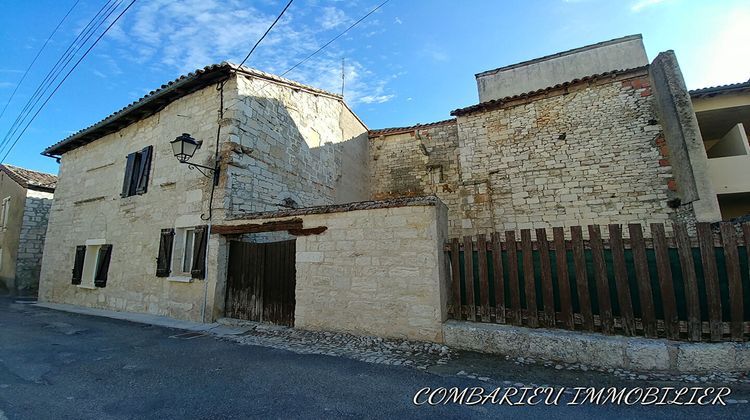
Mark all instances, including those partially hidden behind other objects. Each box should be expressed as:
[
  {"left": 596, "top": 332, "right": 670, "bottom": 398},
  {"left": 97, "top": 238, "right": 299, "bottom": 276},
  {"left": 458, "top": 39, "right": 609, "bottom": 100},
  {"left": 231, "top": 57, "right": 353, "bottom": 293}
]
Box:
[
  {"left": 0, "top": 0, "right": 137, "bottom": 163},
  {"left": 236, "top": 0, "right": 294, "bottom": 69},
  {"left": 0, "top": 0, "right": 81, "bottom": 122},
  {"left": 0, "top": 0, "right": 121, "bottom": 155},
  {"left": 281, "top": 0, "right": 390, "bottom": 77}
]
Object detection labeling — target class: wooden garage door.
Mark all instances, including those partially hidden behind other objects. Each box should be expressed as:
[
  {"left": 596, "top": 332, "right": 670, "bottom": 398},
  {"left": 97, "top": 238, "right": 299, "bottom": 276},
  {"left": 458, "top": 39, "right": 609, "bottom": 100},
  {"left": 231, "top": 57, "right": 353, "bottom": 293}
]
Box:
[{"left": 225, "top": 240, "right": 296, "bottom": 326}]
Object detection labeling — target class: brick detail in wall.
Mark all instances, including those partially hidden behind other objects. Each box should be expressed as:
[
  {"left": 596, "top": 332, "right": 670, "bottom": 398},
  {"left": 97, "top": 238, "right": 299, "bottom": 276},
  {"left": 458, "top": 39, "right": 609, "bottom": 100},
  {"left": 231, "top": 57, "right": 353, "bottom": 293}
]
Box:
[{"left": 370, "top": 73, "right": 691, "bottom": 237}]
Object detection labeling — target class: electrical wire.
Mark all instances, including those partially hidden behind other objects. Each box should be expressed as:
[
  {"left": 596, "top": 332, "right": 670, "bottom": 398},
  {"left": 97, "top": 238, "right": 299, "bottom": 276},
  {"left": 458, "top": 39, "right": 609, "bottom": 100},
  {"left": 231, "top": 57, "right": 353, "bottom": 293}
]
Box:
[
  {"left": 0, "top": 0, "right": 81, "bottom": 122},
  {"left": 236, "top": 0, "right": 294, "bottom": 70},
  {"left": 0, "top": 0, "right": 121, "bottom": 156},
  {"left": 0, "top": 0, "right": 137, "bottom": 163},
  {"left": 280, "top": 0, "right": 390, "bottom": 77}
]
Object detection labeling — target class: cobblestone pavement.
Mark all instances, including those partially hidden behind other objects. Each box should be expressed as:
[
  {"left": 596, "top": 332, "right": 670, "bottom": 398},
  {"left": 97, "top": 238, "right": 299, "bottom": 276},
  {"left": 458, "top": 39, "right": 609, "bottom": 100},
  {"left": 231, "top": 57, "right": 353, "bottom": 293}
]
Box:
[{"left": 220, "top": 321, "right": 454, "bottom": 370}]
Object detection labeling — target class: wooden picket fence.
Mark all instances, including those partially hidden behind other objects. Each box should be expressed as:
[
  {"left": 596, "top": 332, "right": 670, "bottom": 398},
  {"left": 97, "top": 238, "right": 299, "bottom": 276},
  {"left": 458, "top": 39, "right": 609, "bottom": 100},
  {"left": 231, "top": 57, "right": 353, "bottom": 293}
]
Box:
[{"left": 445, "top": 222, "right": 750, "bottom": 342}]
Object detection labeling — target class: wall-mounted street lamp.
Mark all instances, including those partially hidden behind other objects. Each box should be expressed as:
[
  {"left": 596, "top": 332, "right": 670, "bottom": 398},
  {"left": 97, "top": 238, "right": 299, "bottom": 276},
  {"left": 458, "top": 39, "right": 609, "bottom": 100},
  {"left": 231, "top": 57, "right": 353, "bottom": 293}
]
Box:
[{"left": 171, "top": 133, "right": 220, "bottom": 186}]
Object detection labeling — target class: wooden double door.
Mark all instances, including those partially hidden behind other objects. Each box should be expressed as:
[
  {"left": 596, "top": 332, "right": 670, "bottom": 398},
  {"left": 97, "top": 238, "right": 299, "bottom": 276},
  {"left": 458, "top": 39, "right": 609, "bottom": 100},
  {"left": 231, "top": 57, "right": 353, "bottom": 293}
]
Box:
[{"left": 225, "top": 240, "right": 296, "bottom": 326}]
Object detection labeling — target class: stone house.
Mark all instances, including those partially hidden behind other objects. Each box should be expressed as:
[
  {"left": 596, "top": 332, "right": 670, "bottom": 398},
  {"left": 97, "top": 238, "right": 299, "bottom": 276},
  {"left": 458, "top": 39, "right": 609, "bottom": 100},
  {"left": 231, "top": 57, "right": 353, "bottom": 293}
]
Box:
[
  {"left": 0, "top": 164, "right": 56, "bottom": 295},
  {"left": 689, "top": 80, "right": 750, "bottom": 220},
  {"left": 369, "top": 35, "right": 722, "bottom": 238},
  {"left": 38, "top": 63, "right": 376, "bottom": 322},
  {"left": 37, "top": 35, "right": 730, "bottom": 341}
]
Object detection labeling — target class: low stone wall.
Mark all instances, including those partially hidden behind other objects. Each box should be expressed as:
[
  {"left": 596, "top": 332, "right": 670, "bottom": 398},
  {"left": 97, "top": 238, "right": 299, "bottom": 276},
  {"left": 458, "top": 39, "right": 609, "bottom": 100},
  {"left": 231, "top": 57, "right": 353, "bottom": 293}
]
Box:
[
  {"left": 444, "top": 320, "right": 750, "bottom": 373},
  {"left": 218, "top": 196, "right": 450, "bottom": 342}
]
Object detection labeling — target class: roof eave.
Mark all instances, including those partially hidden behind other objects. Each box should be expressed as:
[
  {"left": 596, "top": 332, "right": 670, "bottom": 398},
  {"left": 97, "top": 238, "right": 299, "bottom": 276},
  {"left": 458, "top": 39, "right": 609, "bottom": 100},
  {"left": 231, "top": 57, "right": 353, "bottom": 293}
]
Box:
[{"left": 42, "top": 64, "right": 234, "bottom": 157}]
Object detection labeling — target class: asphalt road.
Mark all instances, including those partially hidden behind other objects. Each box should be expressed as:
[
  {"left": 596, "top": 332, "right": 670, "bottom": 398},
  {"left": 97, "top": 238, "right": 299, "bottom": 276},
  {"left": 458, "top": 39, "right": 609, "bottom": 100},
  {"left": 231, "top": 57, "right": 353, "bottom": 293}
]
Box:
[{"left": 0, "top": 296, "right": 746, "bottom": 419}]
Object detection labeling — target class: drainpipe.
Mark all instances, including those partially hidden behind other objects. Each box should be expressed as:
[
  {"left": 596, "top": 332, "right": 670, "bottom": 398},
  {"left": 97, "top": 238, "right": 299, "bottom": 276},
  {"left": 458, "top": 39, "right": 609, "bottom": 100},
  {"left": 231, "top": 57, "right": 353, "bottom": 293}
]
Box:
[{"left": 201, "top": 221, "right": 212, "bottom": 323}]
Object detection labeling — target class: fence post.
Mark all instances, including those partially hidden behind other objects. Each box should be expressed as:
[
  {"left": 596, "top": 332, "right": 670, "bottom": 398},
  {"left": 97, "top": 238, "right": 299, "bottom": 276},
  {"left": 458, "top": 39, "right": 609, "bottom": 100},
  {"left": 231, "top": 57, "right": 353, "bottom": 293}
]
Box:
[
  {"left": 673, "top": 223, "right": 702, "bottom": 341},
  {"left": 651, "top": 223, "right": 679, "bottom": 340}
]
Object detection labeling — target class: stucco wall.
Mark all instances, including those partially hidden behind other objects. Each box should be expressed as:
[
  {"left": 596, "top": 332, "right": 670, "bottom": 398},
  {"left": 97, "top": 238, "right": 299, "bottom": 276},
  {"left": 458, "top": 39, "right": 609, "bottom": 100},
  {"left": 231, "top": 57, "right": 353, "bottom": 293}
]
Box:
[
  {"left": 0, "top": 172, "right": 27, "bottom": 293},
  {"left": 476, "top": 35, "right": 648, "bottom": 103},
  {"left": 224, "top": 74, "right": 369, "bottom": 215},
  {"left": 15, "top": 190, "right": 54, "bottom": 294}
]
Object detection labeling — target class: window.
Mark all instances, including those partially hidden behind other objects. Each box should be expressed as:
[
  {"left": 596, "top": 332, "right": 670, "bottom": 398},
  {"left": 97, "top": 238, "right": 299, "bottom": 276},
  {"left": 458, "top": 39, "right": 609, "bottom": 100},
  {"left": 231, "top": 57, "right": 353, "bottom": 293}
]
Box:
[
  {"left": 121, "top": 145, "right": 153, "bottom": 197},
  {"left": 155, "top": 225, "right": 207, "bottom": 279},
  {"left": 428, "top": 165, "right": 443, "bottom": 184},
  {"left": 71, "top": 241, "right": 112, "bottom": 288},
  {"left": 181, "top": 228, "right": 196, "bottom": 274},
  {"left": 1, "top": 196, "right": 10, "bottom": 230}
]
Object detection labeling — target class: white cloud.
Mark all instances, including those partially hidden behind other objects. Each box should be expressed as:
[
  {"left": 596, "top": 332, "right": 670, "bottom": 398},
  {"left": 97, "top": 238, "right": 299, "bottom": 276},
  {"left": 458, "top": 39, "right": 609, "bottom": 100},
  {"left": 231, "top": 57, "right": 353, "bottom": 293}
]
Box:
[
  {"left": 0, "top": 81, "right": 15, "bottom": 89},
  {"left": 631, "top": 0, "right": 667, "bottom": 12},
  {"left": 360, "top": 94, "right": 395, "bottom": 104},
  {"left": 319, "top": 7, "right": 349, "bottom": 30},
  {"left": 106, "top": 0, "right": 395, "bottom": 106}
]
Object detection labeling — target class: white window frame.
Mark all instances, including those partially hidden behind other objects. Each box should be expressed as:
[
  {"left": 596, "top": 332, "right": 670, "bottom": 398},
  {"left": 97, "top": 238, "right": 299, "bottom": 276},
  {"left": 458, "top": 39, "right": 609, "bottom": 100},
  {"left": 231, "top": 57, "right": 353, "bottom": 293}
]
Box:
[
  {"left": 77, "top": 239, "right": 105, "bottom": 289},
  {"left": 169, "top": 227, "right": 197, "bottom": 282},
  {"left": 181, "top": 228, "right": 195, "bottom": 274}
]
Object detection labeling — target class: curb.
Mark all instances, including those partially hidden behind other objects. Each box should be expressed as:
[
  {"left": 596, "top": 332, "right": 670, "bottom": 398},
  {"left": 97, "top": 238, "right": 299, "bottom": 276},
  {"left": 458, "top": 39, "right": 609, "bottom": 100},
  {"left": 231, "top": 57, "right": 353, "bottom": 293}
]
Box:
[{"left": 443, "top": 320, "right": 750, "bottom": 373}]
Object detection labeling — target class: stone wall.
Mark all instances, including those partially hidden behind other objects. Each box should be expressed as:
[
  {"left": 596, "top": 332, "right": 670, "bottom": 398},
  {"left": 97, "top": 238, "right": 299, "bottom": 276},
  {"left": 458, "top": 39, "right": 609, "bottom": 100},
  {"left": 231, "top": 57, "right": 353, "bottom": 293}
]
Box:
[
  {"left": 38, "top": 77, "right": 231, "bottom": 321},
  {"left": 214, "top": 197, "right": 449, "bottom": 342},
  {"left": 457, "top": 69, "right": 679, "bottom": 235},
  {"left": 369, "top": 120, "right": 461, "bottom": 235},
  {"left": 39, "top": 71, "right": 370, "bottom": 322},
  {"left": 371, "top": 69, "right": 687, "bottom": 237},
  {"left": 14, "top": 190, "right": 53, "bottom": 294},
  {"left": 223, "top": 73, "right": 369, "bottom": 215}
]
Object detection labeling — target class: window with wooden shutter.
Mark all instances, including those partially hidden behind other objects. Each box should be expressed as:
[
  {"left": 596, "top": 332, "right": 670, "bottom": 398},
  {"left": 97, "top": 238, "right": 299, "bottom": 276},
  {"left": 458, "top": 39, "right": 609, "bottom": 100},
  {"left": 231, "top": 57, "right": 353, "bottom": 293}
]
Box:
[
  {"left": 135, "top": 146, "right": 153, "bottom": 195},
  {"left": 71, "top": 245, "right": 86, "bottom": 285},
  {"left": 94, "top": 244, "right": 112, "bottom": 287},
  {"left": 190, "top": 225, "right": 208, "bottom": 279},
  {"left": 156, "top": 228, "right": 174, "bottom": 277},
  {"left": 121, "top": 146, "right": 153, "bottom": 197}
]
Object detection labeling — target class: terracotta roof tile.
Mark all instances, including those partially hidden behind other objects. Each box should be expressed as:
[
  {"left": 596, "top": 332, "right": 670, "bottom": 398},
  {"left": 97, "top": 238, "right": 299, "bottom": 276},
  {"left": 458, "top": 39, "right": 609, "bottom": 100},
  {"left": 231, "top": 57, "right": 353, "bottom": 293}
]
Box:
[
  {"left": 689, "top": 80, "right": 750, "bottom": 98},
  {"left": 368, "top": 119, "right": 456, "bottom": 136},
  {"left": 0, "top": 164, "right": 57, "bottom": 191},
  {"left": 450, "top": 67, "right": 649, "bottom": 116},
  {"left": 43, "top": 62, "right": 345, "bottom": 157}
]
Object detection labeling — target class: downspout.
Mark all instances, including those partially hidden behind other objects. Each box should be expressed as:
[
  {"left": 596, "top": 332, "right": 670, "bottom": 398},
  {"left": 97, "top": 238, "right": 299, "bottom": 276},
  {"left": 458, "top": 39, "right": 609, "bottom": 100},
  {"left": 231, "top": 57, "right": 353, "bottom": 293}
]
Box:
[{"left": 201, "top": 78, "right": 226, "bottom": 323}]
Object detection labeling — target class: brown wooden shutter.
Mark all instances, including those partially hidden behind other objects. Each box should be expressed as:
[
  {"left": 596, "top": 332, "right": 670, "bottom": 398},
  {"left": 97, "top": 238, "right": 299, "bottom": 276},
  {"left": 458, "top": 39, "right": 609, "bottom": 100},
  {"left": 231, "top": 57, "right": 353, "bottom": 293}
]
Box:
[
  {"left": 121, "top": 153, "right": 137, "bottom": 197},
  {"left": 71, "top": 245, "right": 86, "bottom": 285},
  {"left": 191, "top": 225, "right": 208, "bottom": 279},
  {"left": 94, "top": 244, "right": 113, "bottom": 287},
  {"left": 156, "top": 228, "right": 174, "bottom": 277},
  {"left": 135, "top": 145, "right": 153, "bottom": 195}
]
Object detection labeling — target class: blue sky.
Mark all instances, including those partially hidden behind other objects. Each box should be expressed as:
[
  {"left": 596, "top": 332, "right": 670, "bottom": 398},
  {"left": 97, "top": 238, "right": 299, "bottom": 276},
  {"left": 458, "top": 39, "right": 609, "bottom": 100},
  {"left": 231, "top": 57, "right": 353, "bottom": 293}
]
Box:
[{"left": 1, "top": 0, "right": 749, "bottom": 174}]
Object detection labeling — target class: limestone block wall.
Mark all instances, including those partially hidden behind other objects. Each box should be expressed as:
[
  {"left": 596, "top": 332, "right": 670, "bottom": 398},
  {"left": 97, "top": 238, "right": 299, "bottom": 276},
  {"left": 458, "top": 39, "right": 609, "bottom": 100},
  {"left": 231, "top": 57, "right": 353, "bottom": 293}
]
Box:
[
  {"left": 456, "top": 70, "right": 679, "bottom": 235},
  {"left": 293, "top": 202, "right": 448, "bottom": 342},
  {"left": 369, "top": 121, "right": 461, "bottom": 236},
  {"left": 14, "top": 190, "right": 53, "bottom": 293},
  {"left": 223, "top": 74, "right": 369, "bottom": 215},
  {"left": 38, "top": 78, "right": 236, "bottom": 321},
  {"left": 371, "top": 70, "right": 687, "bottom": 238},
  {"left": 216, "top": 197, "right": 449, "bottom": 342}
]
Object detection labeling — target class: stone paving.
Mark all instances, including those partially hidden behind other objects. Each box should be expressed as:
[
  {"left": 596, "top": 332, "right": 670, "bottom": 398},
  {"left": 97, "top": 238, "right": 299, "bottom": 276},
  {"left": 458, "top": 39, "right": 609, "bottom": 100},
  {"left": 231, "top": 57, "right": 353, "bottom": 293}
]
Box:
[{"left": 218, "top": 320, "right": 454, "bottom": 370}]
